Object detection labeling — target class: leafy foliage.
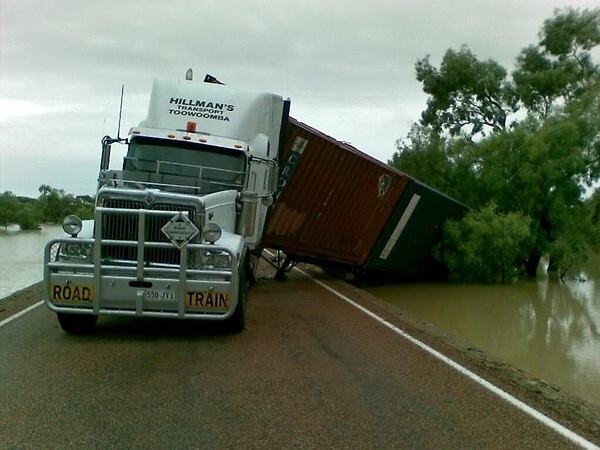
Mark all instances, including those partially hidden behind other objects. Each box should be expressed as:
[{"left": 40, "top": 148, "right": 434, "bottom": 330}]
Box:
[
  {"left": 440, "top": 205, "right": 532, "bottom": 283},
  {"left": 16, "top": 204, "right": 42, "bottom": 231},
  {"left": 0, "top": 192, "right": 20, "bottom": 228},
  {"left": 416, "top": 47, "right": 517, "bottom": 137},
  {"left": 38, "top": 184, "right": 94, "bottom": 224},
  {"left": 513, "top": 8, "right": 600, "bottom": 117},
  {"left": 391, "top": 7, "right": 600, "bottom": 282},
  {"left": 0, "top": 186, "right": 94, "bottom": 231}
]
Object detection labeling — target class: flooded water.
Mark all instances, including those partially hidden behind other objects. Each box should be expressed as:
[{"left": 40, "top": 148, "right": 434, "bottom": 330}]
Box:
[
  {"left": 0, "top": 225, "right": 63, "bottom": 299},
  {"left": 1, "top": 224, "right": 598, "bottom": 407},
  {"left": 368, "top": 255, "right": 600, "bottom": 406}
]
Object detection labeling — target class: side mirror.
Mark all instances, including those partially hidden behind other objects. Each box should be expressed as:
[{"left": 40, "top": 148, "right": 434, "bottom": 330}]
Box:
[
  {"left": 100, "top": 136, "right": 112, "bottom": 171},
  {"left": 270, "top": 166, "right": 280, "bottom": 195},
  {"left": 236, "top": 191, "right": 258, "bottom": 237}
]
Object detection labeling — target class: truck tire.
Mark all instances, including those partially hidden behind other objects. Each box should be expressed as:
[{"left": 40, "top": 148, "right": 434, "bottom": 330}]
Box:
[
  {"left": 226, "top": 258, "right": 248, "bottom": 333},
  {"left": 57, "top": 313, "right": 98, "bottom": 334}
]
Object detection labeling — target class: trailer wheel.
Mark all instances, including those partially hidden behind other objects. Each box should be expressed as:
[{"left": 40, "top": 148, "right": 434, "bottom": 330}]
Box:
[
  {"left": 227, "top": 258, "right": 248, "bottom": 333},
  {"left": 57, "top": 313, "right": 98, "bottom": 334}
]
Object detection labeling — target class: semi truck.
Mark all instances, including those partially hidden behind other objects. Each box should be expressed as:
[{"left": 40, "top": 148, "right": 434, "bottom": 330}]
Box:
[{"left": 44, "top": 72, "right": 289, "bottom": 333}]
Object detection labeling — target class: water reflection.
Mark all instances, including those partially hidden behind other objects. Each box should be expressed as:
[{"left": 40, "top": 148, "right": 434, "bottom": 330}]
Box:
[
  {"left": 0, "top": 225, "right": 63, "bottom": 299},
  {"left": 367, "top": 255, "right": 600, "bottom": 406}
]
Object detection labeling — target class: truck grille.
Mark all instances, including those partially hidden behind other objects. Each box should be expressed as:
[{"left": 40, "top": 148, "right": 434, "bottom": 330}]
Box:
[{"left": 101, "top": 199, "right": 197, "bottom": 265}]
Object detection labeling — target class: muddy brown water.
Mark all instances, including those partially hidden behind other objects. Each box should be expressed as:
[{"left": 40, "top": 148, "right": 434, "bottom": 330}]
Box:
[
  {"left": 0, "top": 225, "right": 63, "bottom": 299},
  {"left": 368, "top": 254, "right": 600, "bottom": 407}
]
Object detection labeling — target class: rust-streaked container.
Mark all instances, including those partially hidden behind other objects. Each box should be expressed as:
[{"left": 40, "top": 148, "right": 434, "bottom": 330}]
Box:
[{"left": 263, "top": 118, "right": 410, "bottom": 266}]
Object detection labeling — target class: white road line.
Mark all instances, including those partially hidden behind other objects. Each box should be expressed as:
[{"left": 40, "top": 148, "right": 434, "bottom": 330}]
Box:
[
  {"left": 291, "top": 265, "right": 599, "bottom": 450},
  {"left": 0, "top": 300, "right": 44, "bottom": 329}
]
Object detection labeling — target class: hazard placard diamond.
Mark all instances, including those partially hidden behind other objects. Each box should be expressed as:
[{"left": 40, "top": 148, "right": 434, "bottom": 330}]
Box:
[{"left": 161, "top": 212, "right": 199, "bottom": 249}]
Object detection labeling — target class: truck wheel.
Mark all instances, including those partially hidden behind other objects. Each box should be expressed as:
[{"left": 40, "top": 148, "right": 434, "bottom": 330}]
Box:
[
  {"left": 57, "top": 313, "right": 98, "bottom": 334},
  {"left": 227, "top": 259, "right": 248, "bottom": 333}
]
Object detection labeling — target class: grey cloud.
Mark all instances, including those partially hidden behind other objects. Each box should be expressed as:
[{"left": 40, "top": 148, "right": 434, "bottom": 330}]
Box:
[{"left": 1, "top": 0, "right": 598, "bottom": 195}]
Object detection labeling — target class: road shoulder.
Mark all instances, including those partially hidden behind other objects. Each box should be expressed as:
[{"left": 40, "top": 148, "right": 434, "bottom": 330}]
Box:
[
  {"left": 297, "top": 265, "right": 600, "bottom": 445},
  {"left": 0, "top": 282, "right": 44, "bottom": 323}
]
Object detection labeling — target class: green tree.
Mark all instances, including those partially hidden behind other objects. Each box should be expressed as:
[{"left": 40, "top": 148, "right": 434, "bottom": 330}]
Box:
[
  {"left": 390, "top": 125, "right": 480, "bottom": 205},
  {"left": 390, "top": 125, "right": 453, "bottom": 191},
  {"left": 391, "top": 8, "right": 600, "bottom": 281},
  {"left": 37, "top": 184, "right": 94, "bottom": 223},
  {"left": 0, "top": 191, "right": 20, "bottom": 228},
  {"left": 513, "top": 8, "right": 600, "bottom": 117},
  {"left": 564, "top": 80, "right": 600, "bottom": 183},
  {"left": 16, "top": 204, "right": 41, "bottom": 230},
  {"left": 444, "top": 104, "right": 597, "bottom": 275},
  {"left": 416, "top": 46, "right": 517, "bottom": 138},
  {"left": 415, "top": 8, "right": 599, "bottom": 137},
  {"left": 38, "top": 184, "right": 67, "bottom": 223},
  {"left": 439, "top": 205, "right": 532, "bottom": 283},
  {"left": 0, "top": 187, "right": 93, "bottom": 230}
]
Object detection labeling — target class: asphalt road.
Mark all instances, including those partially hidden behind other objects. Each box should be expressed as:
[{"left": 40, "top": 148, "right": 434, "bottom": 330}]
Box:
[{"left": 0, "top": 268, "right": 590, "bottom": 449}]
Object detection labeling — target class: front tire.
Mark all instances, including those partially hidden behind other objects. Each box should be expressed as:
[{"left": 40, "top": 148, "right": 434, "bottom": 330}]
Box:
[
  {"left": 226, "top": 257, "right": 248, "bottom": 333},
  {"left": 57, "top": 313, "right": 98, "bottom": 334}
]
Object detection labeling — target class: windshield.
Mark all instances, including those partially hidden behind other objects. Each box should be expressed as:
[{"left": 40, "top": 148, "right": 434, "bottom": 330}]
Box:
[{"left": 123, "top": 136, "right": 247, "bottom": 193}]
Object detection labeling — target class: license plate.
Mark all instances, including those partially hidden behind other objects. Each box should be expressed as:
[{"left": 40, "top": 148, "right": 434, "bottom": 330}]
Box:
[
  {"left": 146, "top": 289, "right": 175, "bottom": 301},
  {"left": 50, "top": 284, "right": 94, "bottom": 303},
  {"left": 186, "top": 291, "right": 230, "bottom": 311}
]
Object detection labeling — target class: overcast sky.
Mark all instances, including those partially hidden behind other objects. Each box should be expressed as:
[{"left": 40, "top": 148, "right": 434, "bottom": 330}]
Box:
[{"left": 1, "top": 0, "right": 598, "bottom": 197}]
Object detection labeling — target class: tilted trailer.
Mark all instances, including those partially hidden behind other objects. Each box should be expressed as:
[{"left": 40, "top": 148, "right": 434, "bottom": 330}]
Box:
[{"left": 263, "top": 118, "right": 468, "bottom": 282}]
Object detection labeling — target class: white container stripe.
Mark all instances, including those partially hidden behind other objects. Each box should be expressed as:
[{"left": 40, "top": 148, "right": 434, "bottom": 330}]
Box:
[
  {"left": 0, "top": 300, "right": 44, "bottom": 329},
  {"left": 293, "top": 266, "right": 599, "bottom": 450},
  {"left": 379, "top": 194, "right": 420, "bottom": 260}
]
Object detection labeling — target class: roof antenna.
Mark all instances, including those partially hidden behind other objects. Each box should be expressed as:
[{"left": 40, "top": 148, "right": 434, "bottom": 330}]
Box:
[
  {"left": 100, "top": 84, "right": 126, "bottom": 171},
  {"left": 116, "top": 84, "right": 125, "bottom": 141},
  {"left": 186, "top": 68, "right": 193, "bottom": 81}
]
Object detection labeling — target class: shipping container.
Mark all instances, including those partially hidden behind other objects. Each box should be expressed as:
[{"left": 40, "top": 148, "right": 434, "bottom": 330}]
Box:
[
  {"left": 263, "top": 117, "right": 468, "bottom": 281},
  {"left": 363, "top": 179, "right": 468, "bottom": 280},
  {"left": 263, "top": 118, "right": 409, "bottom": 267}
]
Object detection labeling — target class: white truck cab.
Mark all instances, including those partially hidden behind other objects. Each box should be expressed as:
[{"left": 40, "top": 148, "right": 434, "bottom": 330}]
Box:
[{"left": 44, "top": 73, "right": 289, "bottom": 333}]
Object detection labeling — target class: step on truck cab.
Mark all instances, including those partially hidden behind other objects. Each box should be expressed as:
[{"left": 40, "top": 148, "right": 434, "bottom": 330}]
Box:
[{"left": 44, "top": 72, "right": 289, "bottom": 333}]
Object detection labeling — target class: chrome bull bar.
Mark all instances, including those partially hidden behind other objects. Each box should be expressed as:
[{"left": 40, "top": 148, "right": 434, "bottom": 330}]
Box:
[{"left": 43, "top": 207, "right": 238, "bottom": 320}]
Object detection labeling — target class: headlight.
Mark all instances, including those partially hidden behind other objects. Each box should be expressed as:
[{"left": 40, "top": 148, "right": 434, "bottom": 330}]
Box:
[
  {"left": 199, "top": 249, "right": 231, "bottom": 269},
  {"left": 203, "top": 223, "right": 222, "bottom": 244},
  {"left": 58, "top": 242, "right": 93, "bottom": 262},
  {"left": 63, "top": 215, "right": 83, "bottom": 237}
]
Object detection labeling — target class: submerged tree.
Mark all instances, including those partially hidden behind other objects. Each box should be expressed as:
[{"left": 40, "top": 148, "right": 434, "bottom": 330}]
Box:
[
  {"left": 0, "top": 191, "right": 20, "bottom": 228},
  {"left": 16, "top": 204, "right": 41, "bottom": 231},
  {"left": 392, "top": 7, "right": 600, "bottom": 282},
  {"left": 0, "top": 186, "right": 94, "bottom": 230},
  {"left": 37, "top": 184, "right": 94, "bottom": 223},
  {"left": 439, "top": 205, "right": 532, "bottom": 283}
]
